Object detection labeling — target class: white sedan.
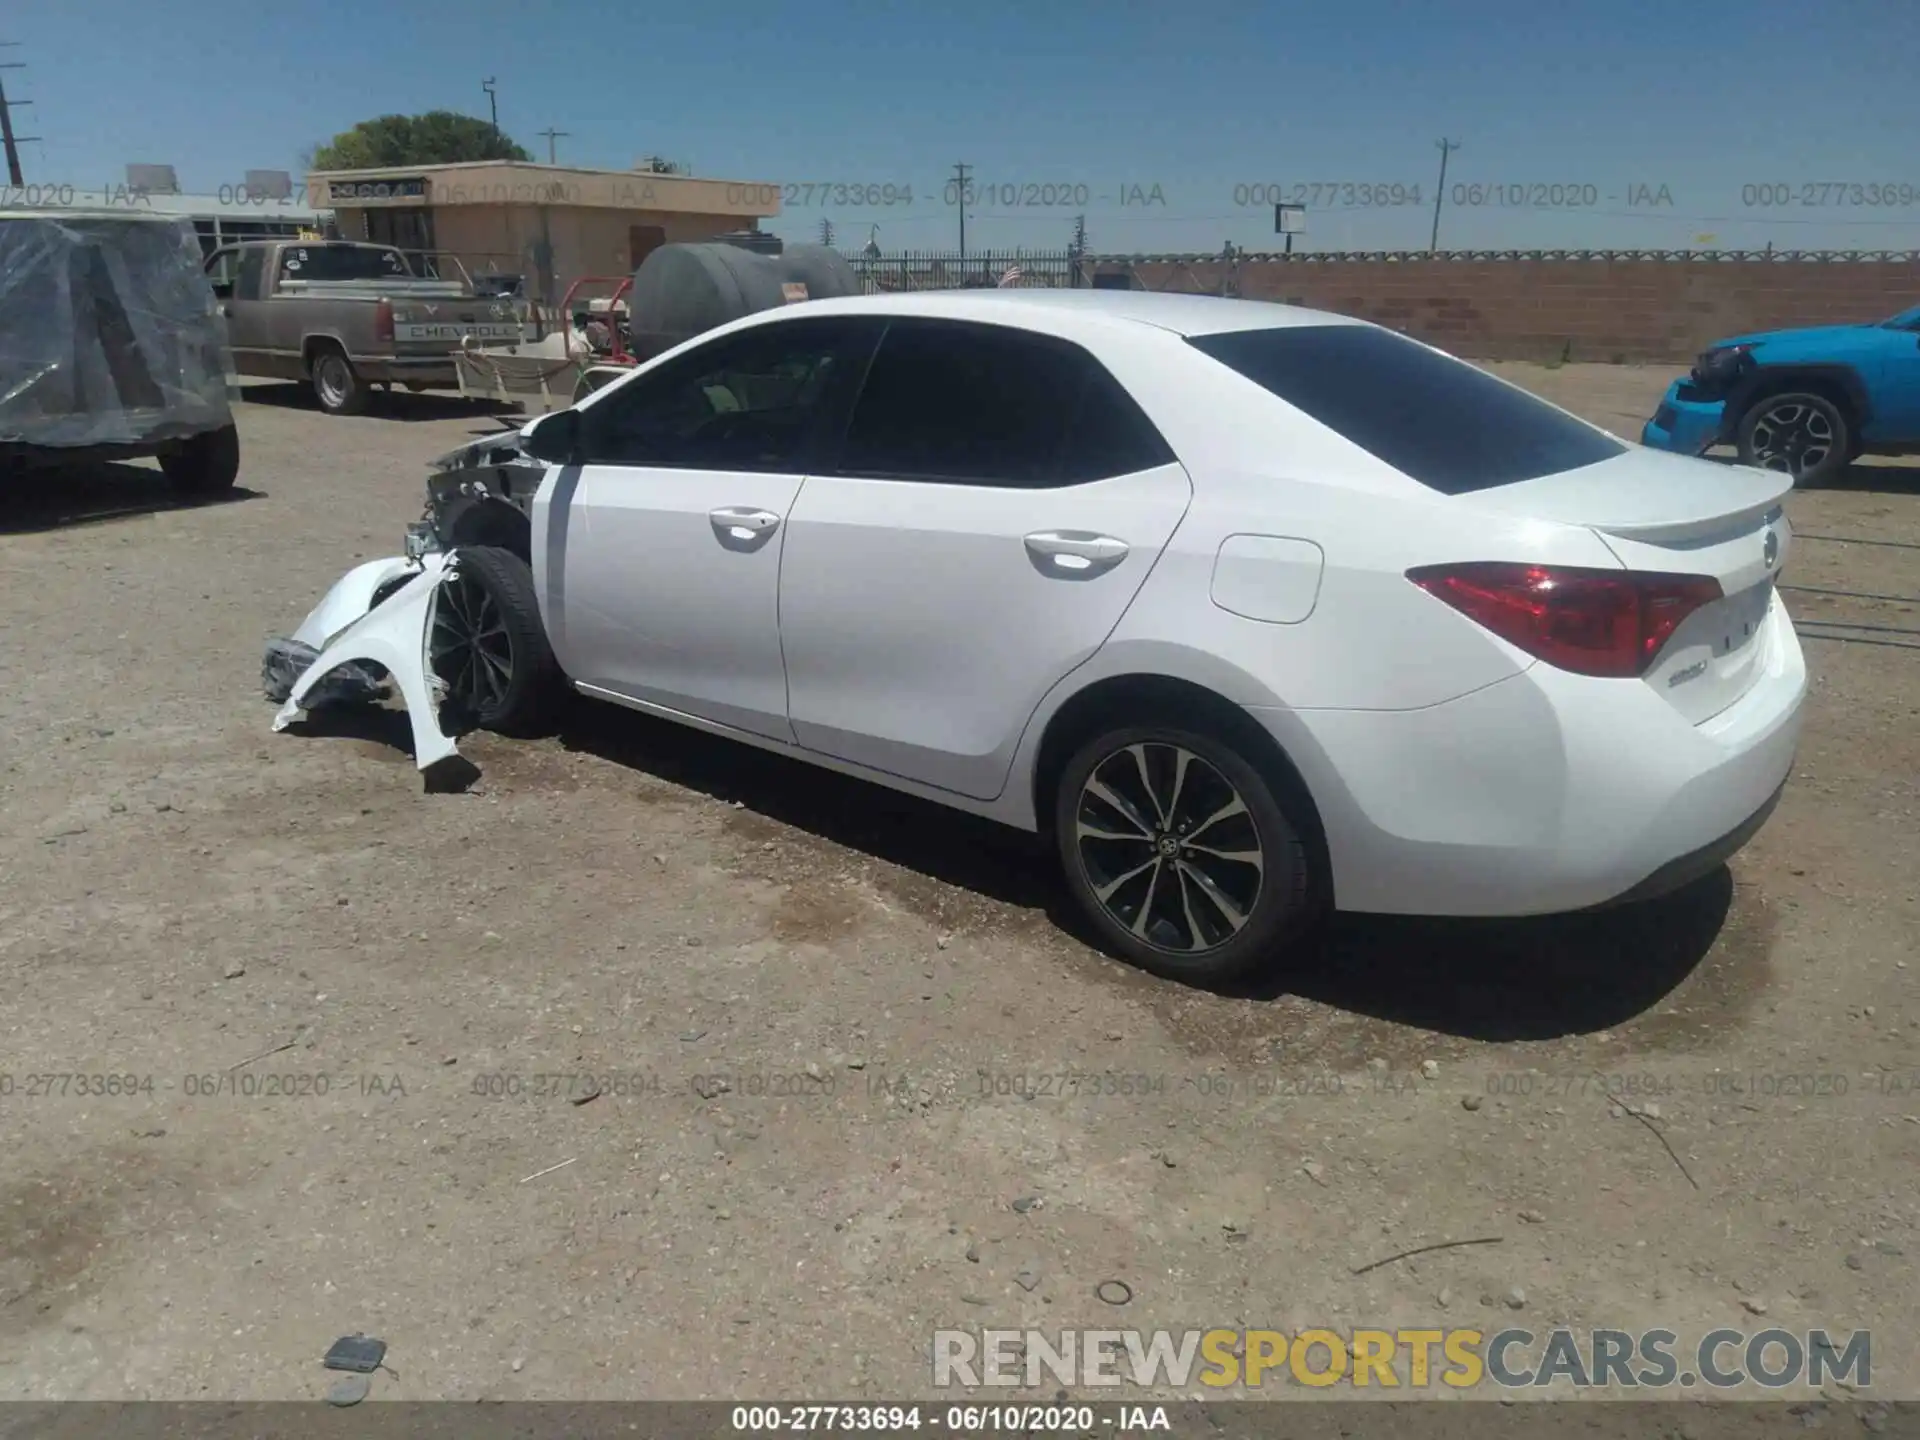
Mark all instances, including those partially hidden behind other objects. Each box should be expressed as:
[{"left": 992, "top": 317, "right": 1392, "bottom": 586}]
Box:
[{"left": 275, "top": 289, "right": 1806, "bottom": 985}]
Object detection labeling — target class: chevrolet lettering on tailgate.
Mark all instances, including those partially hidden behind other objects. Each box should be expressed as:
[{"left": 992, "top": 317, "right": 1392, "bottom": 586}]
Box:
[{"left": 395, "top": 321, "right": 524, "bottom": 343}]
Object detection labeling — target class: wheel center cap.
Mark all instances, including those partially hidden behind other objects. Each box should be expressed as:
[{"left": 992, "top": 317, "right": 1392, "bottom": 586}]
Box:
[{"left": 1156, "top": 834, "right": 1181, "bottom": 858}]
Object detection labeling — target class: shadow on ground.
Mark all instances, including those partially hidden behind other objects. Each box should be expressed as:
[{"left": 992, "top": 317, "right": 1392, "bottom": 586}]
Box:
[
  {"left": 555, "top": 698, "right": 1734, "bottom": 1043},
  {"left": 283, "top": 690, "right": 1739, "bottom": 1045},
  {"left": 1702, "top": 448, "right": 1920, "bottom": 495},
  {"left": 236, "top": 383, "right": 521, "bottom": 423},
  {"left": 0, "top": 461, "right": 262, "bottom": 534}
]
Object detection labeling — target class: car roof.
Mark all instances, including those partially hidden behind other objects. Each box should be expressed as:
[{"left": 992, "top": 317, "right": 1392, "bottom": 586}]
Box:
[{"left": 787, "top": 287, "right": 1366, "bottom": 339}]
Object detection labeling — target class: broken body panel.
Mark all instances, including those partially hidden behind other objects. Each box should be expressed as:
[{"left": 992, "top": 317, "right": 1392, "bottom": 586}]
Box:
[{"left": 268, "top": 552, "right": 464, "bottom": 772}]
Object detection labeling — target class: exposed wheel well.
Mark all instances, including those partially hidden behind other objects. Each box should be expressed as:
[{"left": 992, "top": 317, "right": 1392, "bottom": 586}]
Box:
[
  {"left": 439, "top": 494, "right": 532, "bottom": 564},
  {"left": 1736, "top": 371, "right": 1864, "bottom": 431},
  {"left": 1031, "top": 673, "right": 1333, "bottom": 904},
  {"left": 302, "top": 336, "right": 347, "bottom": 372}
]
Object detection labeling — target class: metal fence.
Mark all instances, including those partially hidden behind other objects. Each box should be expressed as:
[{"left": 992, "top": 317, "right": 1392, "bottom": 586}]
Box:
[
  {"left": 838, "top": 247, "right": 1920, "bottom": 296},
  {"left": 841, "top": 249, "right": 1082, "bottom": 292},
  {"left": 1100, "top": 248, "right": 1920, "bottom": 265}
]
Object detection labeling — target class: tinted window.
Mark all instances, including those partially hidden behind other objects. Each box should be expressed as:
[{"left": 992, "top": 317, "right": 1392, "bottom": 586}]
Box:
[
  {"left": 1058, "top": 362, "right": 1177, "bottom": 482},
  {"left": 581, "top": 317, "right": 877, "bottom": 472},
  {"left": 837, "top": 319, "right": 1170, "bottom": 486},
  {"left": 1187, "top": 325, "right": 1625, "bottom": 493}
]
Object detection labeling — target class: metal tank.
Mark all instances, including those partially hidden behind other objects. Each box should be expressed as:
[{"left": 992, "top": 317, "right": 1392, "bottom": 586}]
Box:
[{"left": 625, "top": 239, "right": 862, "bottom": 360}]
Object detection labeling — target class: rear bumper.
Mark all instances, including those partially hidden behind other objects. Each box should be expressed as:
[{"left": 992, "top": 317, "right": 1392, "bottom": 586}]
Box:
[
  {"left": 1640, "top": 380, "right": 1728, "bottom": 455},
  {"left": 1253, "top": 594, "right": 1807, "bottom": 917},
  {"left": 1588, "top": 780, "right": 1785, "bottom": 908}
]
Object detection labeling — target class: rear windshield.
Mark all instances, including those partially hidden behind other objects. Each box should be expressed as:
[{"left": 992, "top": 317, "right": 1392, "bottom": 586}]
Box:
[
  {"left": 1187, "top": 325, "right": 1626, "bottom": 493},
  {"left": 276, "top": 245, "right": 412, "bottom": 283}
]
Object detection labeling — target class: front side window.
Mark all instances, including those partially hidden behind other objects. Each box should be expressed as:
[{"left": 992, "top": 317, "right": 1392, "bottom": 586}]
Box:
[
  {"left": 1188, "top": 324, "right": 1626, "bottom": 494},
  {"left": 580, "top": 317, "right": 881, "bottom": 472},
  {"left": 835, "top": 318, "right": 1172, "bottom": 486},
  {"left": 235, "top": 246, "right": 266, "bottom": 301},
  {"left": 204, "top": 248, "right": 241, "bottom": 295}
]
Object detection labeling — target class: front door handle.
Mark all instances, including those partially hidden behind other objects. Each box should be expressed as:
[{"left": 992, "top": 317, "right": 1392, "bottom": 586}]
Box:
[
  {"left": 710, "top": 507, "right": 782, "bottom": 551},
  {"left": 1024, "top": 530, "right": 1129, "bottom": 578}
]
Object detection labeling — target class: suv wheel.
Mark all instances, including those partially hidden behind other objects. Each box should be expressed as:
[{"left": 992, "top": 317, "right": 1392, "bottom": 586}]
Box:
[
  {"left": 1737, "top": 392, "right": 1849, "bottom": 486},
  {"left": 158, "top": 423, "right": 240, "bottom": 497},
  {"left": 427, "top": 546, "right": 560, "bottom": 736},
  {"left": 1053, "top": 723, "right": 1319, "bottom": 985},
  {"left": 311, "top": 348, "right": 369, "bottom": 416}
]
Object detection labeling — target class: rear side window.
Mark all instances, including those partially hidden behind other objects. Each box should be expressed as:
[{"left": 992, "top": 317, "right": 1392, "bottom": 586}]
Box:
[
  {"left": 1187, "top": 325, "right": 1625, "bottom": 493},
  {"left": 836, "top": 318, "right": 1173, "bottom": 486}
]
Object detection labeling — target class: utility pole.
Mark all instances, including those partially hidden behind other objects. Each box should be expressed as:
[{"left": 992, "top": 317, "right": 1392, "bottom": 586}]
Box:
[
  {"left": 1429, "top": 138, "right": 1460, "bottom": 253},
  {"left": 482, "top": 78, "right": 499, "bottom": 142},
  {"left": 537, "top": 128, "right": 568, "bottom": 164},
  {"left": 1070, "top": 213, "right": 1088, "bottom": 286},
  {"left": 0, "top": 44, "right": 41, "bottom": 187},
  {"left": 818, "top": 218, "right": 835, "bottom": 247},
  {"left": 951, "top": 162, "right": 971, "bottom": 258}
]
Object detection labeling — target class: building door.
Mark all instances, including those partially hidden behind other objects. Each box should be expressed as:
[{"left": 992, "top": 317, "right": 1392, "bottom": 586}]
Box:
[
  {"left": 628, "top": 224, "right": 667, "bottom": 272},
  {"left": 364, "top": 207, "right": 437, "bottom": 273}
]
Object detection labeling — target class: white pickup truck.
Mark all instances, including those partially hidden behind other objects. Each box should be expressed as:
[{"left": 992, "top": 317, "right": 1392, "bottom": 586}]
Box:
[{"left": 205, "top": 240, "right": 524, "bottom": 414}]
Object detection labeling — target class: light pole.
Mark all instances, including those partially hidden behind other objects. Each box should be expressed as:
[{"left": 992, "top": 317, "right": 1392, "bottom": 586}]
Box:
[
  {"left": 951, "top": 162, "right": 971, "bottom": 258},
  {"left": 482, "top": 78, "right": 498, "bottom": 142},
  {"left": 0, "top": 43, "right": 39, "bottom": 187},
  {"left": 1429, "top": 138, "right": 1460, "bottom": 253}
]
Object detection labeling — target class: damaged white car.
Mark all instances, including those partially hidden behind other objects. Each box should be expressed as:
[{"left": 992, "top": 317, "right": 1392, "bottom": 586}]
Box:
[{"left": 266, "top": 290, "right": 1803, "bottom": 984}]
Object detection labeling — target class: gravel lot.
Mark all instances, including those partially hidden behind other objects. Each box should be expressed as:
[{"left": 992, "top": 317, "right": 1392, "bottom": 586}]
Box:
[{"left": 1, "top": 366, "right": 1915, "bottom": 1405}]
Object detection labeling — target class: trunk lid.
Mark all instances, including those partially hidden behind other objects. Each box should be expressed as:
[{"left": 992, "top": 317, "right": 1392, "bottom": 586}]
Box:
[{"left": 1456, "top": 446, "right": 1791, "bottom": 724}]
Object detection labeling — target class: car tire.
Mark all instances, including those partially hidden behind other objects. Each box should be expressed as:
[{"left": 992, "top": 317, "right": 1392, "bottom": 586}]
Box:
[
  {"left": 310, "top": 346, "right": 369, "bottom": 416},
  {"left": 428, "top": 545, "right": 561, "bottom": 737},
  {"left": 1053, "top": 723, "right": 1319, "bottom": 985},
  {"left": 158, "top": 423, "right": 241, "bottom": 497},
  {"left": 1736, "top": 392, "right": 1850, "bottom": 486}
]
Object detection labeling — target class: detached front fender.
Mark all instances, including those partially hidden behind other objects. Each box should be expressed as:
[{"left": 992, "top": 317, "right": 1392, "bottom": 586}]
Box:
[
  {"left": 288, "top": 556, "right": 424, "bottom": 650},
  {"left": 272, "top": 552, "right": 462, "bottom": 773}
]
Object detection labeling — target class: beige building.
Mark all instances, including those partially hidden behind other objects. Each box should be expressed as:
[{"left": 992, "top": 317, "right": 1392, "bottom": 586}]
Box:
[{"left": 306, "top": 160, "right": 783, "bottom": 304}]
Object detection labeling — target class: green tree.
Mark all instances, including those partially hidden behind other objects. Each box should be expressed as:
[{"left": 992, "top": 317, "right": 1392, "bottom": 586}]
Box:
[{"left": 310, "top": 111, "right": 532, "bottom": 170}]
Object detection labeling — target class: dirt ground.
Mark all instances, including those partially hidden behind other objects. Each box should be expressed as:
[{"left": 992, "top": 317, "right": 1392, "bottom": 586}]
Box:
[{"left": 1, "top": 366, "right": 1915, "bottom": 1406}]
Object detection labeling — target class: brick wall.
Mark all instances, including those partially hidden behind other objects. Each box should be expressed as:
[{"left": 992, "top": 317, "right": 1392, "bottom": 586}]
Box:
[{"left": 1113, "top": 257, "right": 1920, "bottom": 363}]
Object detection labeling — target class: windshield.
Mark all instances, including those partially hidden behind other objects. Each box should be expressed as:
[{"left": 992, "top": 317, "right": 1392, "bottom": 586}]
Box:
[
  {"left": 1882, "top": 304, "right": 1920, "bottom": 330},
  {"left": 276, "top": 245, "right": 412, "bottom": 283},
  {"left": 1187, "top": 324, "right": 1626, "bottom": 494}
]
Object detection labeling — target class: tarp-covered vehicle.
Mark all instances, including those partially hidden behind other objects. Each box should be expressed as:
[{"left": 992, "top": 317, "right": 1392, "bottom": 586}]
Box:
[{"left": 1, "top": 210, "right": 240, "bottom": 494}]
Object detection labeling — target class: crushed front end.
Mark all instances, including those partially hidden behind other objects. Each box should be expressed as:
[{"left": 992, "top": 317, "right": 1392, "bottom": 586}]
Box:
[{"left": 1640, "top": 345, "right": 1753, "bottom": 456}]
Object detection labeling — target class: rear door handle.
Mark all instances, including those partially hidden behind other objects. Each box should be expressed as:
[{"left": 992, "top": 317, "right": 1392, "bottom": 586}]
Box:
[
  {"left": 1024, "top": 530, "right": 1129, "bottom": 578},
  {"left": 710, "top": 507, "right": 782, "bottom": 550}
]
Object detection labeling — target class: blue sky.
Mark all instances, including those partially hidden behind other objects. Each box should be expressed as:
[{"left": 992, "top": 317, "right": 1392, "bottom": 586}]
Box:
[{"left": 11, "top": 0, "right": 1920, "bottom": 254}]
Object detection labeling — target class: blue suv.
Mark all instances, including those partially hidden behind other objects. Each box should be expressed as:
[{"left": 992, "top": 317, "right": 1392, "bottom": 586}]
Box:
[{"left": 1641, "top": 304, "right": 1920, "bottom": 485}]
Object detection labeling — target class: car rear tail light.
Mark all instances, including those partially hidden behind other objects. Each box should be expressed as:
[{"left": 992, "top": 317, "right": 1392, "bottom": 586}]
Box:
[
  {"left": 375, "top": 299, "right": 395, "bottom": 344},
  {"left": 1407, "top": 563, "right": 1722, "bottom": 678}
]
